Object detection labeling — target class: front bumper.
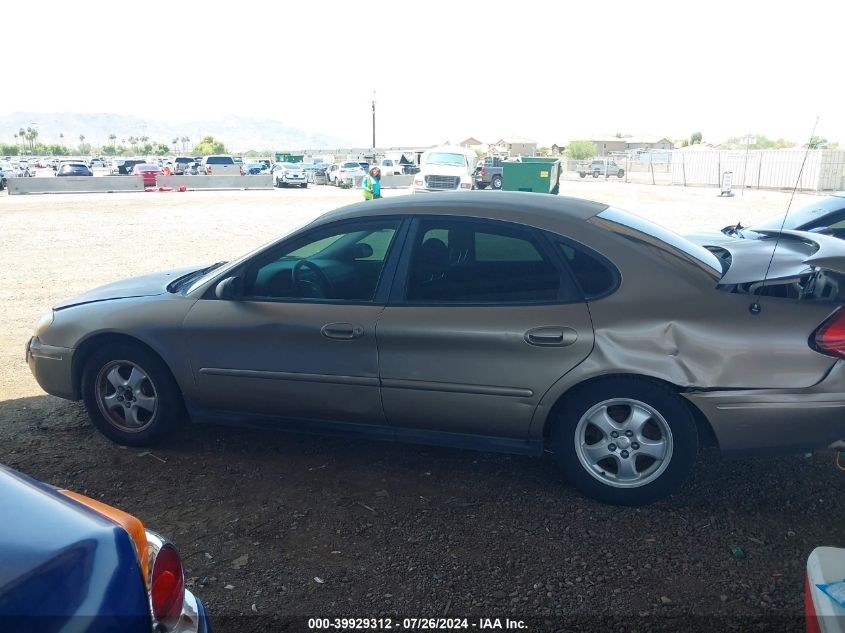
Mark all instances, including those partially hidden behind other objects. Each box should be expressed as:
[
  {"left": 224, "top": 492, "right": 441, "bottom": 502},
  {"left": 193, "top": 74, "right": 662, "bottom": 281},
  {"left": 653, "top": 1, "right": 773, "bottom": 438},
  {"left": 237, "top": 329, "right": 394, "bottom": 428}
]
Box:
[
  {"left": 26, "top": 337, "right": 76, "bottom": 400},
  {"left": 685, "top": 361, "right": 845, "bottom": 455}
]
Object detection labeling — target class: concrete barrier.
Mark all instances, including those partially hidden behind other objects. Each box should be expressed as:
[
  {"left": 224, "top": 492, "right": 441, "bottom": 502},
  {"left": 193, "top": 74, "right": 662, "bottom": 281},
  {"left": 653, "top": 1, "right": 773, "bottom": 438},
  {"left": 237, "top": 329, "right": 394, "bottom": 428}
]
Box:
[
  {"left": 156, "top": 175, "right": 273, "bottom": 190},
  {"left": 8, "top": 176, "right": 144, "bottom": 195},
  {"left": 380, "top": 174, "right": 414, "bottom": 188}
]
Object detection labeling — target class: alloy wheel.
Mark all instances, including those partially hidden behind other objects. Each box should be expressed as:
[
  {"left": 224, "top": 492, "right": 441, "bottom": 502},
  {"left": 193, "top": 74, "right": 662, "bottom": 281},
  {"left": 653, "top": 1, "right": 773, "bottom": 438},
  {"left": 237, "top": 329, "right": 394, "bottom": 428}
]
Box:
[{"left": 573, "top": 398, "right": 673, "bottom": 488}]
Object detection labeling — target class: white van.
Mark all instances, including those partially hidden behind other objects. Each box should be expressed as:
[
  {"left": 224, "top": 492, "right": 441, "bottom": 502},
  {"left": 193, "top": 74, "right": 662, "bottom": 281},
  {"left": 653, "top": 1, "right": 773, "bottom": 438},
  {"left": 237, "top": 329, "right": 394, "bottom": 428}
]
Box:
[{"left": 410, "top": 146, "right": 477, "bottom": 193}]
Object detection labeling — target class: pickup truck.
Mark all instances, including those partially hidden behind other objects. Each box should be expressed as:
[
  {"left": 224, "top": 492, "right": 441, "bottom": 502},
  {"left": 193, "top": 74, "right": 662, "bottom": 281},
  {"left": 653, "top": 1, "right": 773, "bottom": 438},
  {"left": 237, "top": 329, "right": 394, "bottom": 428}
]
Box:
[
  {"left": 201, "top": 155, "right": 243, "bottom": 175},
  {"left": 579, "top": 158, "right": 625, "bottom": 179},
  {"left": 473, "top": 157, "right": 503, "bottom": 190}
]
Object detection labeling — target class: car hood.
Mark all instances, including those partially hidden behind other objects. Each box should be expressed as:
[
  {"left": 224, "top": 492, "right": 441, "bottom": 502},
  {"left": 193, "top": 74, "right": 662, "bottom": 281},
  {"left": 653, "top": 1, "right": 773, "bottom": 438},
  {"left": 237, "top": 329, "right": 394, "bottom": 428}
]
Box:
[
  {"left": 709, "top": 230, "right": 845, "bottom": 285},
  {"left": 685, "top": 228, "right": 740, "bottom": 245},
  {"left": 421, "top": 164, "right": 468, "bottom": 176},
  {"left": 53, "top": 266, "right": 201, "bottom": 310}
]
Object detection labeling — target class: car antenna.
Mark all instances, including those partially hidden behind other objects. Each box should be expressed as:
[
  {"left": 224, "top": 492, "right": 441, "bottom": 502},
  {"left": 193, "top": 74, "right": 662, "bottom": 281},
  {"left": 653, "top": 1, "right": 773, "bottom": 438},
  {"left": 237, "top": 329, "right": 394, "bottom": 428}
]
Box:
[{"left": 749, "top": 116, "right": 819, "bottom": 316}]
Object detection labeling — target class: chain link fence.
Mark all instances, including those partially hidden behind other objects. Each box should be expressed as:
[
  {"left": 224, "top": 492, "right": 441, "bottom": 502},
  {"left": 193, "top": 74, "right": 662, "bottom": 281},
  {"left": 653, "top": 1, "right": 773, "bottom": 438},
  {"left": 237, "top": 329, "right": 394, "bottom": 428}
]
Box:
[{"left": 559, "top": 149, "right": 845, "bottom": 191}]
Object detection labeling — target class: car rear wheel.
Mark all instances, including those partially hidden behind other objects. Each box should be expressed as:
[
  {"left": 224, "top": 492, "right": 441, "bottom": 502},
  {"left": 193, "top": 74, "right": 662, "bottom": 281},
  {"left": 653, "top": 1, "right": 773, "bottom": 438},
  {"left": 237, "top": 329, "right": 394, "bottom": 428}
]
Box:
[
  {"left": 592, "top": 171, "right": 600, "bottom": 178},
  {"left": 579, "top": 172, "right": 586, "bottom": 178},
  {"left": 550, "top": 377, "right": 698, "bottom": 505},
  {"left": 491, "top": 175, "right": 502, "bottom": 190},
  {"left": 82, "top": 342, "right": 182, "bottom": 446},
  {"left": 617, "top": 169, "right": 625, "bottom": 178}
]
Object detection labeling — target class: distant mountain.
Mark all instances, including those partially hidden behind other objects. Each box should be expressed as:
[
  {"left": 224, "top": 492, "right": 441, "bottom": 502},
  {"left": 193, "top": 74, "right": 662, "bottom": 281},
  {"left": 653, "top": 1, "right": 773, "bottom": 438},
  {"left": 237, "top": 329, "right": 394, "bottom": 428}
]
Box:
[{"left": 0, "top": 112, "right": 352, "bottom": 151}]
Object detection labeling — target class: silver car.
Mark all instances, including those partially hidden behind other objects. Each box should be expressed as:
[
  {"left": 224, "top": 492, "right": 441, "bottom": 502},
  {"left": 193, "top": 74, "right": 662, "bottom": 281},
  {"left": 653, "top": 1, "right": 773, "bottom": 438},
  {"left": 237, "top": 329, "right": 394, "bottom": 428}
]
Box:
[
  {"left": 271, "top": 162, "right": 307, "bottom": 188},
  {"left": 26, "top": 192, "right": 845, "bottom": 505}
]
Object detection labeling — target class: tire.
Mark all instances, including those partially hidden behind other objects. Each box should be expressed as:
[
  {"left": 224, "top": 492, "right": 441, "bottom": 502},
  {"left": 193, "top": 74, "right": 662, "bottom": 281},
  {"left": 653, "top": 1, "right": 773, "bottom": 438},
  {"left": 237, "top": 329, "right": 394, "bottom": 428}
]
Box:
[
  {"left": 476, "top": 182, "right": 487, "bottom": 190},
  {"left": 301, "top": 183, "right": 307, "bottom": 188},
  {"left": 617, "top": 170, "right": 625, "bottom": 178},
  {"left": 579, "top": 172, "right": 586, "bottom": 178},
  {"left": 491, "top": 175, "right": 502, "bottom": 190},
  {"left": 549, "top": 377, "right": 698, "bottom": 505},
  {"left": 81, "top": 342, "right": 183, "bottom": 446},
  {"left": 592, "top": 171, "right": 600, "bottom": 178}
]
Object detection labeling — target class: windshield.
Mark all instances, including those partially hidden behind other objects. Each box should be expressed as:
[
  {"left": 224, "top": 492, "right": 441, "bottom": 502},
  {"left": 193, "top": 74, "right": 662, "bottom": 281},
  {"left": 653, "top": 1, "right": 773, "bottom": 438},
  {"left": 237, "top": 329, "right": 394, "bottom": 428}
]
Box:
[
  {"left": 342, "top": 162, "right": 360, "bottom": 169},
  {"left": 748, "top": 195, "right": 845, "bottom": 233},
  {"left": 595, "top": 207, "right": 722, "bottom": 276},
  {"left": 425, "top": 152, "right": 467, "bottom": 167}
]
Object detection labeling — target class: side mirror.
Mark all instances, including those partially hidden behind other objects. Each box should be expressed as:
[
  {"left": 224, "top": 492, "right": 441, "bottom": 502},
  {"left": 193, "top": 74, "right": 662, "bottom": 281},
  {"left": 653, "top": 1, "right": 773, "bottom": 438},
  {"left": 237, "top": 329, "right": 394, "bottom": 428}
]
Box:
[{"left": 215, "top": 276, "right": 243, "bottom": 300}]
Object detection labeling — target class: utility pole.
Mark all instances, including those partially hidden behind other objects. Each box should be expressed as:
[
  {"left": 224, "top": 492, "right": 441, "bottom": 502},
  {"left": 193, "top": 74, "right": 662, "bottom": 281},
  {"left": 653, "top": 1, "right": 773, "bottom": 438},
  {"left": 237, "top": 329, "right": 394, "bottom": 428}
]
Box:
[{"left": 371, "top": 90, "right": 376, "bottom": 149}]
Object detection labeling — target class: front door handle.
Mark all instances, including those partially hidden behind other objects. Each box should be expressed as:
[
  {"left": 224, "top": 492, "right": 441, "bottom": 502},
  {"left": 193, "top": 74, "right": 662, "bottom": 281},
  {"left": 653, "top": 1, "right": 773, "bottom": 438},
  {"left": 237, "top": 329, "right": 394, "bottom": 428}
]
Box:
[
  {"left": 321, "top": 322, "right": 364, "bottom": 340},
  {"left": 524, "top": 326, "right": 578, "bottom": 347}
]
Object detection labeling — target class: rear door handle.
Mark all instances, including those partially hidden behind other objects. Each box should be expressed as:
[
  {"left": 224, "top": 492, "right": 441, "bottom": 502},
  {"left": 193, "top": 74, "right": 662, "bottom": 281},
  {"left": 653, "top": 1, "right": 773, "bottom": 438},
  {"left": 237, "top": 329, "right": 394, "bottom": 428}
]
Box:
[
  {"left": 321, "top": 322, "right": 364, "bottom": 340},
  {"left": 524, "top": 326, "right": 578, "bottom": 347}
]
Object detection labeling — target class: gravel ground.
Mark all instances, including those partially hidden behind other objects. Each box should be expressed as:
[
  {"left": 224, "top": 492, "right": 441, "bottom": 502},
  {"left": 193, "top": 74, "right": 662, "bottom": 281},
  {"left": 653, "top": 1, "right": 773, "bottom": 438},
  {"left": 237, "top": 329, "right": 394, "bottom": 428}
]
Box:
[{"left": 1, "top": 182, "right": 842, "bottom": 632}]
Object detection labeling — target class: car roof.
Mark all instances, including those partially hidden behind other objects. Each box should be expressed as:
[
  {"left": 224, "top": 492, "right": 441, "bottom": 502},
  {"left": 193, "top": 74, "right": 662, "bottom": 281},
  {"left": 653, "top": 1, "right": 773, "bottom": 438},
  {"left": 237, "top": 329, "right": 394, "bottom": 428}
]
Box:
[{"left": 315, "top": 191, "right": 609, "bottom": 228}]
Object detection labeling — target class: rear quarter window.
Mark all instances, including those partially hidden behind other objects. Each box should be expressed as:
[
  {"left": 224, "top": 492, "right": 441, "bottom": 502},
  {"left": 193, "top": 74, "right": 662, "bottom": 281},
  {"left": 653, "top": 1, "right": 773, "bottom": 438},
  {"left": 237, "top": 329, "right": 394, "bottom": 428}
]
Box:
[{"left": 557, "top": 241, "right": 619, "bottom": 299}]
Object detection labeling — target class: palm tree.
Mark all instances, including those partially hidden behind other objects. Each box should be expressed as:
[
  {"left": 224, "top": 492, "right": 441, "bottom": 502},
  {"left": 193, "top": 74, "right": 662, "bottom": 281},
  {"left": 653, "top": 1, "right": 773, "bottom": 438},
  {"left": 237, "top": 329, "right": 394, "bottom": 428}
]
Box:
[
  {"left": 181, "top": 136, "right": 190, "bottom": 152},
  {"left": 13, "top": 133, "right": 18, "bottom": 151},
  {"left": 25, "top": 127, "right": 38, "bottom": 153},
  {"left": 59, "top": 133, "right": 64, "bottom": 152},
  {"left": 172, "top": 137, "right": 179, "bottom": 151},
  {"left": 78, "top": 134, "right": 86, "bottom": 154},
  {"left": 109, "top": 133, "right": 117, "bottom": 148}
]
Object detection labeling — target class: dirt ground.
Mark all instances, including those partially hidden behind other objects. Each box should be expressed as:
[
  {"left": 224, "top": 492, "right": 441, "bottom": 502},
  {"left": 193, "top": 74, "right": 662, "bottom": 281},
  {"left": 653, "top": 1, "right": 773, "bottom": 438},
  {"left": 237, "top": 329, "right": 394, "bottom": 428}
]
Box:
[{"left": 1, "top": 181, "right": 842, "bottom": 632}]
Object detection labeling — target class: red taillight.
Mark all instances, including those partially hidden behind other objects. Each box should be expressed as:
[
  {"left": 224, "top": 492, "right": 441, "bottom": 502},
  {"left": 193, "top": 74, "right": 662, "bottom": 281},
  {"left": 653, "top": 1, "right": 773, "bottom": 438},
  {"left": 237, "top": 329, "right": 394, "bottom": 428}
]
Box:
[
  {"left": 151, "top": 544, "right": 185, "bottom": 624},
  {"left": 812, "top": 307, "right": 845, "bottom": 359},
  {"left": 481, "top": 167, "right": 486, "bottom": 176},
  {"left": 207, "top": 166, "right": 212, "bottom": 174}
]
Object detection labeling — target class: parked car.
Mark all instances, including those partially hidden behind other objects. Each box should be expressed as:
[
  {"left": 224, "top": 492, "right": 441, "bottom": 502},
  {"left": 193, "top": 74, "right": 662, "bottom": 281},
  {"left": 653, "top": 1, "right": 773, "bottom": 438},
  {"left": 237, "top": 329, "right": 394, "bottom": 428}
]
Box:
[
  {"left": 89, "top": 157, "right": 107, "bottom": 169},
  {"left": 56, "top": 162, "right": 94, "bottom": 177},
  {"left": 26, "top": 191, "right": 845, "bottom": 505},
  {"left": 116, "top": 159, "right": 147, "bottom": 175},
  {"left": 473, "top": 156, "right": 504, "bottom": 190},
  {"left": 272, "top": 162, "right": 307, "bottom": 188},
  {"left": 579, "top": 159, "right": 625, "bottom": 179},
  {"left": 327, "top": 161, "right": 365, "bottom": 186},
  {"left": 200, "top": 155, "right": 241, "bottom": 175},
  {"left": 687, "top": 192, "right": 845, "bottom": 245},
  {"left": 243, "top": 162, "right": 268, "bottom": 175},
  {"left": 184, "top": 162, "right": 201, "bottom": 175},
  {"left": 131, "top": 163, "right": 163, "bottom": 187},
  {"left": 172, "top": 156, "right": 195, "bottom": 175},
  {"left": 0, "top": 463, "right": 209, "bottom": 632},
  {"left": 0, "top": 161, "right": 20, "bottom": 188}
]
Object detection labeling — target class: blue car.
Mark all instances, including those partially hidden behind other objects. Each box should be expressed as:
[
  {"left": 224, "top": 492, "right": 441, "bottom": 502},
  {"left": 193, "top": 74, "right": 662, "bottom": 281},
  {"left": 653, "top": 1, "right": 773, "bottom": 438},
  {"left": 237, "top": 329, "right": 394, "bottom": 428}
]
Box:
[{"left": 0, "top": 464, "right": 210, "bottom": 633}]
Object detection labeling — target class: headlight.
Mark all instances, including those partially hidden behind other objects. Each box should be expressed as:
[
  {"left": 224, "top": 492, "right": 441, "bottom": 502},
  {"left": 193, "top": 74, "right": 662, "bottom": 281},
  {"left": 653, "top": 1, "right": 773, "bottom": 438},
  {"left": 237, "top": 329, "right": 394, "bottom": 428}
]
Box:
[
  {"left": 460, "top": 182, "right": 473, "bottom": 189},
  {"left": 34, "top": 310, "right": 54, "bottom": 337}
]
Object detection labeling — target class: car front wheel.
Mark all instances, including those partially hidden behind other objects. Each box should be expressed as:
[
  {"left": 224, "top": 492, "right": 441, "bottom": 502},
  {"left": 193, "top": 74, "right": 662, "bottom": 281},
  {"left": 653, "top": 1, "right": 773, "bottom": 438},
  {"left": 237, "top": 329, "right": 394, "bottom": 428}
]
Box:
[
  {"left": 550, "top": 377, "right": 698, "bottom": 505},
  {"left": 82, "top": 342, "right": 182, "bottom": 446}
]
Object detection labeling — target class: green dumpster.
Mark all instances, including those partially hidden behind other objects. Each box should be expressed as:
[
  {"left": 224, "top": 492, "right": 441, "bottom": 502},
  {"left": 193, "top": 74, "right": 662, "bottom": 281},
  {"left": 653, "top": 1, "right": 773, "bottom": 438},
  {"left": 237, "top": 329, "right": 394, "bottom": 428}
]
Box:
[{"left": 501, "top": 157, "right": 561, "bottom": 194}]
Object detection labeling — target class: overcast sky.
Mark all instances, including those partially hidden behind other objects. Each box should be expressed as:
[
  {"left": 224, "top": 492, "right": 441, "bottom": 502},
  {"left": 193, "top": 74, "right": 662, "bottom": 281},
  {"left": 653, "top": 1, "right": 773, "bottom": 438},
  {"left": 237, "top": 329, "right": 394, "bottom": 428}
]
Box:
[{"left": 4, "top": 0, "right": 843, "bottom": 147}]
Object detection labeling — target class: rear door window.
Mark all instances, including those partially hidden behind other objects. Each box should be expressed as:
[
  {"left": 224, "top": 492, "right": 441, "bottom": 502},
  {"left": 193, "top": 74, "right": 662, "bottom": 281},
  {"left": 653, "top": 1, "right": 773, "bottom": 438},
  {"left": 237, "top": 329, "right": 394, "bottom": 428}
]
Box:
[{"left": 403, "top": 218, "right": 578, "bottom": 304}]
